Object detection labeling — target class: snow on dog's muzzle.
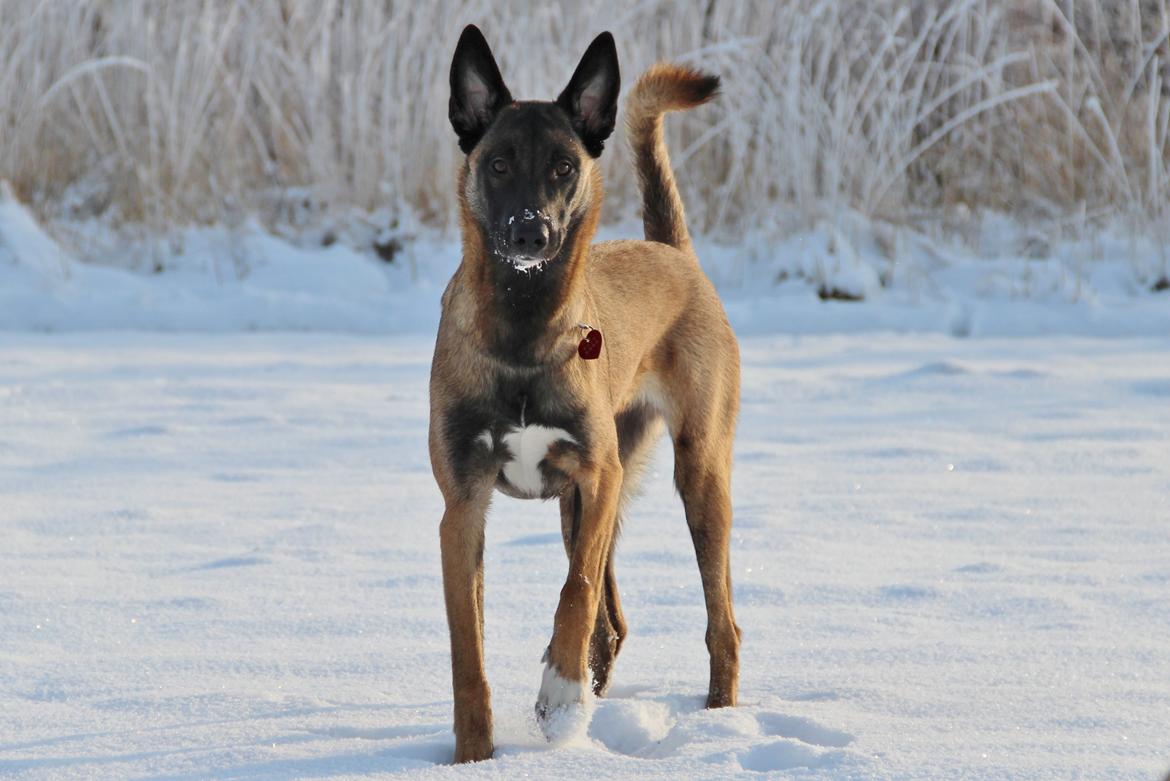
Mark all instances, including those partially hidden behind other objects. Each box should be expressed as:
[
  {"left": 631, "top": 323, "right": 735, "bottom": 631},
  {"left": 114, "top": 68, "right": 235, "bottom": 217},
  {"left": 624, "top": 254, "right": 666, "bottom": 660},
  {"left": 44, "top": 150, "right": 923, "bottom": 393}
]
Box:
[{"left": 497, "top": 209, "right": 560, "bottom": 269}]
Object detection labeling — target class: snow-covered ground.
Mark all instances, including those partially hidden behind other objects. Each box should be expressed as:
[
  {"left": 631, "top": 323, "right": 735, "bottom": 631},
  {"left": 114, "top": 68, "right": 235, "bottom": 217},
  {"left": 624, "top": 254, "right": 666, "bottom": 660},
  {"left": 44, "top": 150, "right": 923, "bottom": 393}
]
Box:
[{"left": 2, "top": 332, "right": 1168, "bottom": 780}]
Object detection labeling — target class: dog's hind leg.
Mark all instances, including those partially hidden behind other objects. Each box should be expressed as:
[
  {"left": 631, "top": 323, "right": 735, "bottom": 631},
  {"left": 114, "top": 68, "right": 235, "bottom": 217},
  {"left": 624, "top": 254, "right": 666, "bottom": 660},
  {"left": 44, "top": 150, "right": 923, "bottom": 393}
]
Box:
[
  {"left": 587, "top": 537, "right": 623, "bottom": 696},
  {"left": 669, "top": 411, "right": 739, "bottom": 710}
]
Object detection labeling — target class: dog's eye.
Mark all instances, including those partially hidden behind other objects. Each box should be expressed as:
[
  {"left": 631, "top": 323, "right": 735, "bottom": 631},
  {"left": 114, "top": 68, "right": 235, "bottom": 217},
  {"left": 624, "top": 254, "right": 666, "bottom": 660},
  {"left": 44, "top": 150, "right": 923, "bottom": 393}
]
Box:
[
  {"left": 491, "top": 158, "right": 508, "bottom": 175},
  {"left": 554, "top": 160, "right": 574, "bottom": 178}
]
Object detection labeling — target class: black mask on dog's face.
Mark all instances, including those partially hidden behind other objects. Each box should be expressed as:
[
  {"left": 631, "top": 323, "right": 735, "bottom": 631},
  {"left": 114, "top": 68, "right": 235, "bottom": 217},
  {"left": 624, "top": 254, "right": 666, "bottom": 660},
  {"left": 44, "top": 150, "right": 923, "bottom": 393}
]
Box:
[{"left": 448, "top": 25, "right": 619, "bottom": 271}]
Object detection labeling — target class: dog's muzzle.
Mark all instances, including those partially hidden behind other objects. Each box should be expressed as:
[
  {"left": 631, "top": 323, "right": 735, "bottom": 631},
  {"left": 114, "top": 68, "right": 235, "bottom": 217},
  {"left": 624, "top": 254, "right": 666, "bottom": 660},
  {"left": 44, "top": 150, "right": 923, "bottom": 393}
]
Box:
[{"left": 497, "top": 210, "right": 560, "bottom": 268}]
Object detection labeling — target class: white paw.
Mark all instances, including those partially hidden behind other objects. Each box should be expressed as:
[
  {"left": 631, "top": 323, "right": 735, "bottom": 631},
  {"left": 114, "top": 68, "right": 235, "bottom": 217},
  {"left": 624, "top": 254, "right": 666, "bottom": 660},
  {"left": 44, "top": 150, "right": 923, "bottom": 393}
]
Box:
[{"left": 534, "top": 656, "right": 593, "bottom": 742}]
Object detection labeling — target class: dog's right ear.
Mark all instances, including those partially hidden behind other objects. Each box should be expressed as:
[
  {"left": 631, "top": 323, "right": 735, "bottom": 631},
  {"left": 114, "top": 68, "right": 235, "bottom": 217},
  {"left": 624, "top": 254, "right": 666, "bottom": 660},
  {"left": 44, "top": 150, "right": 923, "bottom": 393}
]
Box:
[{"left": 449, "top": 25, "right": 513, "bottom": 154}]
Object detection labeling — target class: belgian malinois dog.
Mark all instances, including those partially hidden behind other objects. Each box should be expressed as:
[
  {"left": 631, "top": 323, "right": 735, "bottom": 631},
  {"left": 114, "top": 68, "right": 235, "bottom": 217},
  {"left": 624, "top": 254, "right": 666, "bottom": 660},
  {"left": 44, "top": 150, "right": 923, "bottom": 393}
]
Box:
[{"left": 429, "top": 24, "right": 741, "bottom": 762}]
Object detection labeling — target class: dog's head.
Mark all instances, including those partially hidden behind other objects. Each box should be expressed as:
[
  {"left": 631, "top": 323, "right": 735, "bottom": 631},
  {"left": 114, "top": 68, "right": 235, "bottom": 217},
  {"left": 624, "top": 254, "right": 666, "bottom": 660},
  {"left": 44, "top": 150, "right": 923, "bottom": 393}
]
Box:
[{"left": 449, "top": 25, "right": 619, "bottom": 271}]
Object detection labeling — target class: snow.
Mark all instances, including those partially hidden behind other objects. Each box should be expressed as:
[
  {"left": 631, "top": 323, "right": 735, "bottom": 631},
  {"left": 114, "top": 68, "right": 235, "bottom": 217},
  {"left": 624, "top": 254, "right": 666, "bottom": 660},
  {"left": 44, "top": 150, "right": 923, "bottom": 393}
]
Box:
[
  {"left": 2, "top": 183, "right": 1170, "bottom": 778},
  {"left": 0, "top": 192, "right": 449, "bottom": 334},
  {"left": 2, "top": 332, "right": 1169, "bottom": 780}
]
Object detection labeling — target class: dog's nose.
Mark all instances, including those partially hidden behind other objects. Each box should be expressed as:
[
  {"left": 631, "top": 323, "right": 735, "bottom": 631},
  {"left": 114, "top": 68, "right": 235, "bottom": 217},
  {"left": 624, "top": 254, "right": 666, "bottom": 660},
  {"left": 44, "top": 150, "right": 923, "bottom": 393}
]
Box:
[{"left": 509, "top": 219, "right": 549, "bottom": 253}]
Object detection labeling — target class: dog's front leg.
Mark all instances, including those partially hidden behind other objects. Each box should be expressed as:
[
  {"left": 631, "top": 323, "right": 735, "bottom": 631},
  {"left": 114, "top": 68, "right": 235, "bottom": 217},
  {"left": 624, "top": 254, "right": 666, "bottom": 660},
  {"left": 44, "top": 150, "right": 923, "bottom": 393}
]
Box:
[
  {"left": 440, "top": 495, "right": 493, "bottom": 762},
  {"left": 536, "top": 453, "right": 622, "bottom": 736}
]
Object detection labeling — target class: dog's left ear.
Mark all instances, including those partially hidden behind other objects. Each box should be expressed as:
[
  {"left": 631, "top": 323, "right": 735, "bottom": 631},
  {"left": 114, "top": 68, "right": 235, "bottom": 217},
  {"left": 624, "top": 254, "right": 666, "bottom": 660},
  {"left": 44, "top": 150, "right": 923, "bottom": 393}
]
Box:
[{"left": 556, "top": 32, "right": 620, "bottom": 157}]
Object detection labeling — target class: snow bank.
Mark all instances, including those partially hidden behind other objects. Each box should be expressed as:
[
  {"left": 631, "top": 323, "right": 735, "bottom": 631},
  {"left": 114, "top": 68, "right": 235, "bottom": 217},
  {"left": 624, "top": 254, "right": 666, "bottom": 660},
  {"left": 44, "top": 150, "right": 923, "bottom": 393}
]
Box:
[
  {"left": 0, "top": 187, "right": 455, "bottom": 333},
  {"left": 2, "top": 187, "right": 1168, "bottom": 337}
]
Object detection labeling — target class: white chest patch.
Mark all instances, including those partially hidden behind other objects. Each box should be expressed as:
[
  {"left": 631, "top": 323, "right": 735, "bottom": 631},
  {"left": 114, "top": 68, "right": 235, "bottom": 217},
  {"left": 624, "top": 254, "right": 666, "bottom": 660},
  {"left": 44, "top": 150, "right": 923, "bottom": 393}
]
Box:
[{"left": 500, "top": 425, "right": 576, "bottom": 497}]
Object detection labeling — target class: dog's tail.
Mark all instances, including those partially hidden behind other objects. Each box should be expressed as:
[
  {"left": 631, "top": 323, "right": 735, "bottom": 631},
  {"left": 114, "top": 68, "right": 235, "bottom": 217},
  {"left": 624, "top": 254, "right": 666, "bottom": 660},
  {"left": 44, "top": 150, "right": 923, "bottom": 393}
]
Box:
[{"left": 625, "top": 63, "right": 720, "bottom": 255}]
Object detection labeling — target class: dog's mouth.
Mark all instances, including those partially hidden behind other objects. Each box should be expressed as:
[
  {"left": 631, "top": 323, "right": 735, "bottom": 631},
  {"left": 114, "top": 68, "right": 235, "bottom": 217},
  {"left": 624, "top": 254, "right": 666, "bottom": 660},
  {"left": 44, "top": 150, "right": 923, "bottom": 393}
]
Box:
[{"left": 505, "top": 255, "right": 552, "bottom": 272}]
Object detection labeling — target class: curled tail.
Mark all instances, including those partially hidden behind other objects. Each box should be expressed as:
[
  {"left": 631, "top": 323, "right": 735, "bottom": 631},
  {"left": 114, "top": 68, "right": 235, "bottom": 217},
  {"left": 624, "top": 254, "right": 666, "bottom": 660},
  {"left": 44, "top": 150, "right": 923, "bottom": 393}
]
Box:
[{"left": 625, "top": 63, "right": 720, "bottom": 255}]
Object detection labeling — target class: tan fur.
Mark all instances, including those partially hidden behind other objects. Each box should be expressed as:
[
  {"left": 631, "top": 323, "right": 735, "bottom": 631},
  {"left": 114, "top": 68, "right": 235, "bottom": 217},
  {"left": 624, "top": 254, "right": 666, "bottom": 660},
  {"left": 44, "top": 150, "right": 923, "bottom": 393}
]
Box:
[
  {"left": 431, "top": 63, "right": 740, "bottom": 763},
  {"left": 625, "top": 63, "right": 721, "bottom": 254}
]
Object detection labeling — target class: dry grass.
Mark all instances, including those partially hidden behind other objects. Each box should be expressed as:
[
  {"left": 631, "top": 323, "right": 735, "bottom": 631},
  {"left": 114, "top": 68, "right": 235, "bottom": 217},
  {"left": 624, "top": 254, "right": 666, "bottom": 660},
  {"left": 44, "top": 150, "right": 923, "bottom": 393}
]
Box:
[{"left": 0, "top": 0, "right": 1167, "bottom": 246}]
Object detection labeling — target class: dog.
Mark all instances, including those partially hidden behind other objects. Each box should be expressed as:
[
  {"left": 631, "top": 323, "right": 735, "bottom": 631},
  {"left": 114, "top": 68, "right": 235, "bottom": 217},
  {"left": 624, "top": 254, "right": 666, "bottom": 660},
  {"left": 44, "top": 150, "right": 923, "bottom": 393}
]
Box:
[{"left": 429, "top": 24, "right": 741, "bottom": 763}]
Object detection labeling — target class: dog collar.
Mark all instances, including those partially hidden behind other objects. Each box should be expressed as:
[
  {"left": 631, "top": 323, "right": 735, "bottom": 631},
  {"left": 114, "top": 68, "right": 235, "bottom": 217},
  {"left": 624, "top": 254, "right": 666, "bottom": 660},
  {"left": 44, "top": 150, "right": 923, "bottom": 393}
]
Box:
[{"left": 576, "top": 323, "right": 603, "bottom": 360}]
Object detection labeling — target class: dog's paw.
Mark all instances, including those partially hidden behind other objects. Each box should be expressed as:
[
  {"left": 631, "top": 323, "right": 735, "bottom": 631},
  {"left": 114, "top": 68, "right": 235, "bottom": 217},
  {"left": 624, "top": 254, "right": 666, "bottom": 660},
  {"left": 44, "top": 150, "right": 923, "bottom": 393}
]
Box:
[
  {"left": 453, "top": 734, "right": 494, "bottom": 764},
  {"left": 534, "top": 658, "right": 593, "bottom": 742}
]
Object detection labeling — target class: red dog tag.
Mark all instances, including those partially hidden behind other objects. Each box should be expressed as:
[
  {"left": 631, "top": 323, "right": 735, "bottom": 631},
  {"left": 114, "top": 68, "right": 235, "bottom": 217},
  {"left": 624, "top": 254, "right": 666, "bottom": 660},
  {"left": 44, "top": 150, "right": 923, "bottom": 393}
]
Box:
[{"left": 578, "top": 328, "right": 603, "bottom": 360}]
